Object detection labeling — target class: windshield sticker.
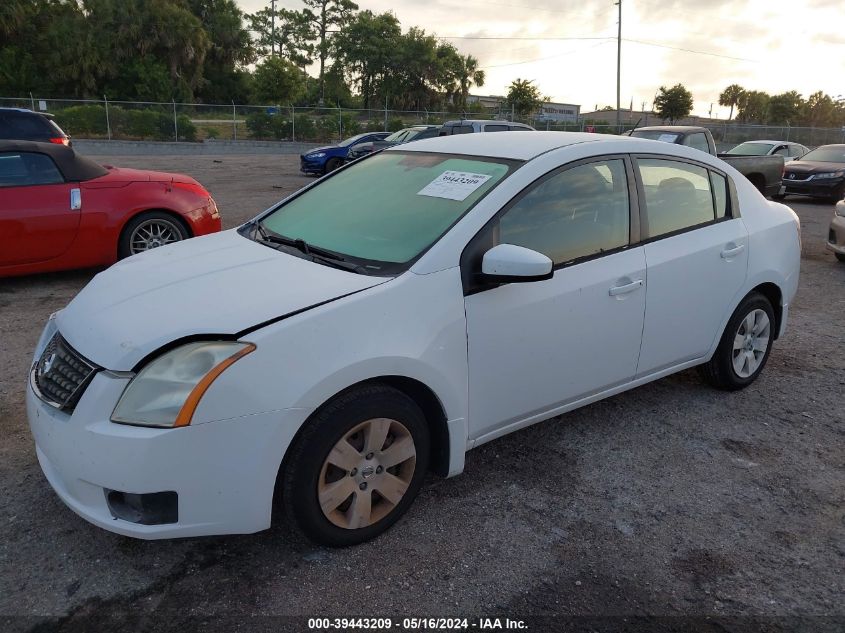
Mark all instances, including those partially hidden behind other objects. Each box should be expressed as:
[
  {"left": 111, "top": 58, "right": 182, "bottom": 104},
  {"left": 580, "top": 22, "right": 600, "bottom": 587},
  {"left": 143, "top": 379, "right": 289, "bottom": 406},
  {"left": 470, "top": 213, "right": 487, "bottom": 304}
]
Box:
[
  {"left": 417, "top": 170, "right": 493, "bottom": 201},
  {"left": 657, "top": 133, "right": 679, "bottom": 143}
]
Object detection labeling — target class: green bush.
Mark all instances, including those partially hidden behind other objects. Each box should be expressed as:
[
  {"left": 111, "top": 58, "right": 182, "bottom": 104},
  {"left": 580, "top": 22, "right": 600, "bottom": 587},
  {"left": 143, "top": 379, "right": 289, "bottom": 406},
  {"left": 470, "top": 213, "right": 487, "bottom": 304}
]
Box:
[
  {"left": 316, "top": 116, "right": 338, "bottom": 142},
  {"left": 270, "top": 116, "right": 292, "bottom": 140},
  {"left": 54, "top": 105, "right": 109, "bottom": 136},
  {"left": 339, "top": 113, "right": 361, "bottom": 137},
  {"left": 293, "top": 114, "right": 317, "bottom": 141},
  {"left": 124, "top": 110, "right": 163, "bottom": 139},
  {"left": 176, "top": 114, "right": 196, "bottom": 141},
  {"left": 246, "top": 111, "right": 273, "bottom": 139},
  {"left": 387, "top": 117, "right": 405, "bottom": 132},
  {"left": 204, "top": 126, "right": 220, "bottom": 139}
]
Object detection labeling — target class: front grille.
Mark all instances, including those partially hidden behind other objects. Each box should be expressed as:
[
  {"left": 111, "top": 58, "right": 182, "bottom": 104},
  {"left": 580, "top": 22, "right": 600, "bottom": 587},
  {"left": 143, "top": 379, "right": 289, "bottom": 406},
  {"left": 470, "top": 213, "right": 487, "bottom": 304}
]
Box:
[
  {"left": 33, "top": 333, "right": 98, "bottom": 410},
  {"left": 785, "top": 173, "right": 812, "bottom": 182}
]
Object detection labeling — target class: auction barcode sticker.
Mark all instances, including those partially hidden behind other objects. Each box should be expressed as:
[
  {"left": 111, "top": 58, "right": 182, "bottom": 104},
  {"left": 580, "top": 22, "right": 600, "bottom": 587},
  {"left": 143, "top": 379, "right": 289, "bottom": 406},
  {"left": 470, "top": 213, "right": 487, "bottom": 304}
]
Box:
[{"left": 417, "top": 170, "right": 492, "bottom": 201}]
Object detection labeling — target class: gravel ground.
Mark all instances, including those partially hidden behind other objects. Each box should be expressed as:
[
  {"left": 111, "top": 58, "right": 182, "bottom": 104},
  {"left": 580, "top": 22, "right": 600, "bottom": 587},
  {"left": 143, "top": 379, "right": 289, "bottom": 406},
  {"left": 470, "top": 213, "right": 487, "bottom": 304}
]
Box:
[{"left": 0, "top": 154, "right": 843, "bottom": 632}]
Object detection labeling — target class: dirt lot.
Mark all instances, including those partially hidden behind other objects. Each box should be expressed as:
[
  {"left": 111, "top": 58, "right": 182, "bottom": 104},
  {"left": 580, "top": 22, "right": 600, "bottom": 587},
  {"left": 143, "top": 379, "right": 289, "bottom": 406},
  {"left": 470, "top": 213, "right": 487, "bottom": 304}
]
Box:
[{"left": 0, "top": 154, "right": 843, "bottom": 632}]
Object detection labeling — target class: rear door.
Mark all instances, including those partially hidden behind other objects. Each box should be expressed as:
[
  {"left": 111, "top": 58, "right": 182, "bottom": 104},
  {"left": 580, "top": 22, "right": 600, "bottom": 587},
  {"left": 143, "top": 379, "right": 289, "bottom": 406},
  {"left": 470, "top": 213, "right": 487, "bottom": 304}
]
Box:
[
  {"left": 0, "top": 151, "right": 80, "bottom": 266},
  {"left": 634, "top": 156, "right": 748, "bottom": 375}
]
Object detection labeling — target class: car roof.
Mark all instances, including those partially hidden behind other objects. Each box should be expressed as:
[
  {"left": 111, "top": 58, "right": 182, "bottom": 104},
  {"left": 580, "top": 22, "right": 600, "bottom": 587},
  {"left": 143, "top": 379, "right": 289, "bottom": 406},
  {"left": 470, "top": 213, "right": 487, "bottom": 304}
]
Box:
[
  {"left": 0, "top": 107, "right": 55, "bottom": 118},
  {"left": 633, "top": 126, "right": 705, "bottom": 134},
  {"left": 736, "top": 140, "right": 792, "bottom": 145},
  {"left": 0, "top": 140, "right": 107, "bottom": 180},
  {"left": 392, "top": 131, "right": 634, "bottom": 161}
]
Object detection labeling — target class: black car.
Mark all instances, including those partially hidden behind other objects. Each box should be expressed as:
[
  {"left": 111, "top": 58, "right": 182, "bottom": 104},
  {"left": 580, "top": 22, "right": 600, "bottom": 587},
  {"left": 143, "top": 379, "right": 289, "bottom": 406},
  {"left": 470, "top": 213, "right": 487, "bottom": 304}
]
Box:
[
  {"left": 778, "top": 144, "right": 845, "bottom": 201},
  {"left": 347, "top": 125, "right": 441, "bottom": 160},
  {"left": 0, "top": 108, "right": 71, "bottom": 145}
]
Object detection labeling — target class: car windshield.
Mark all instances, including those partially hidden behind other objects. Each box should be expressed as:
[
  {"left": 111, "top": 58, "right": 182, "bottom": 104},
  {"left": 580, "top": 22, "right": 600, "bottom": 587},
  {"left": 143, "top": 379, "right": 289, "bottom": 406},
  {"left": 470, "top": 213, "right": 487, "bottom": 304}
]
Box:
[
  {"left": 384, "top": 130, "right": 409, "bottom": 142},
  {"left": 799, "top": 146, "right": 845, "bottom": 163},
  {"left": 259, "top": 151, "right": 514, "bottom": 273},
  {"left": 338, "top": 133, "right": 371, "bottom": 147},
  {"left": 630, "top": 130, "right": 680, "bottom": 143},
  {"left": 725, "top": 142, "right": 775, "bottom": 156}
]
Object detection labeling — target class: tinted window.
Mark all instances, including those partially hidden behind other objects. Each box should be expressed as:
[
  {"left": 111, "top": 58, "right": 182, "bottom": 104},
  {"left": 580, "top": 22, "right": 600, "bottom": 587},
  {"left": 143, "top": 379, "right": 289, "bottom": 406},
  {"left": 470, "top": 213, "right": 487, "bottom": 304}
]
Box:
[
  {"left": 484, "top": 124, "right": 509, "bottom": 132},
  {"left": 638, "top": 159, "right": 715, "bottom": 237},
  {"left": 683, "top": 133, "right": 710, "bottom": 153},
  {"left": 0, "top": 152, "right": 64, "bottom": 187},
  {"left": 455, "top": 125, "right": 473, "bottom": 134},
  {"left": 498, "top": 159, "right": 630, "bottom": 265},
  {"left": 0, "top": 112, "right": 53, "bottom": 139},
  {"left": 710, "top": 171, "right": 729, "bottom": 219},
  {"left": 799, "top": 146, "right": 845, "bottom": 163}
]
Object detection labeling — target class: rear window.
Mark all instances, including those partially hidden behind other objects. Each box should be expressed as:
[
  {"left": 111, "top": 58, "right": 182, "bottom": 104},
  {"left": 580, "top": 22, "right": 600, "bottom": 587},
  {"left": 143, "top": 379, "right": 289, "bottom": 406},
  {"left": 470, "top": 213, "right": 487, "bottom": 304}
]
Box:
[
  {"left": 484, "top": 124, "right": 509, "bottom": 132},
  {"left": 0, "top": 112, "right": 55, "bottom": 139}
]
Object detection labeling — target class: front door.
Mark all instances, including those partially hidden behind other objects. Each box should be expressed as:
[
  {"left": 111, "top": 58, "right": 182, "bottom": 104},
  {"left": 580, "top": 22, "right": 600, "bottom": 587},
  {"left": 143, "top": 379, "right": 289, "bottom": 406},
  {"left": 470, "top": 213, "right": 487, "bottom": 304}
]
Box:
[
  {"left": 463, "top": 156, "right": 647, "bottom": 441},
  {"left": 0, "top": 151, "right": 79, "bottom": 267}
]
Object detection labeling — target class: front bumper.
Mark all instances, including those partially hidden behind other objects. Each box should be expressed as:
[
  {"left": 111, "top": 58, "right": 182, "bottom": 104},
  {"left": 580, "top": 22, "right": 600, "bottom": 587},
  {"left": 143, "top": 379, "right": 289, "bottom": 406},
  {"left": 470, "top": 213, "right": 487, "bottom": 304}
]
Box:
[
  {"left": 827, "top": 213, "right": 845, "bottom": 256},
  {"left": 27, "top": 365, "right": 306, "bottom": 539},
  {"left": 781, "top": 176, "right": 845, "bottom": 199},
  {"left": 299, "top": 155, "right": 327, "bottom": 174}
]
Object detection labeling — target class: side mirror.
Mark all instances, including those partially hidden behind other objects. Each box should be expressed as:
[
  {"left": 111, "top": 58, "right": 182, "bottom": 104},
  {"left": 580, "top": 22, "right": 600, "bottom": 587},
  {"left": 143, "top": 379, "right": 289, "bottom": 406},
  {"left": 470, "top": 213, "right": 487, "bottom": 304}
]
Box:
[{"left": 481, "top": 243, "right": 553, "bottom": 283}]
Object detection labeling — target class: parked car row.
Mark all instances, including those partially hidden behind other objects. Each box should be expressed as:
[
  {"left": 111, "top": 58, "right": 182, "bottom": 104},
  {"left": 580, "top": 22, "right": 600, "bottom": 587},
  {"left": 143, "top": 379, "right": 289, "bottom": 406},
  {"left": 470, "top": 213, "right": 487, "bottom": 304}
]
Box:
[{"left": 300, "top": 120, "right": 537, "bottom": 175}]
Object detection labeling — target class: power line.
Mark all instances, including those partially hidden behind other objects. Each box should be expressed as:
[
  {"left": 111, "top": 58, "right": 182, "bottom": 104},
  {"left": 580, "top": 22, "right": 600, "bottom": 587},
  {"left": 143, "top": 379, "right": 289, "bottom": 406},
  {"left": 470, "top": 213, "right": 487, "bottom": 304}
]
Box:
[
  {"left": 480, "top": 40, "right": 612, "bottom": 69},
  {"left": 623, "top": 38, "right": 759, "bottom": 62}
]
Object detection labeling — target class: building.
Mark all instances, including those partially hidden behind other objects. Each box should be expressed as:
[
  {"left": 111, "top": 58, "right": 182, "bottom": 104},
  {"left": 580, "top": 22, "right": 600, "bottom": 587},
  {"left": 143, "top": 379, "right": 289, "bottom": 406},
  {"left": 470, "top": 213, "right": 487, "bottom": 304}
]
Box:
[{"left": 467, "top": 95, "right": 580, "bottom": 121}]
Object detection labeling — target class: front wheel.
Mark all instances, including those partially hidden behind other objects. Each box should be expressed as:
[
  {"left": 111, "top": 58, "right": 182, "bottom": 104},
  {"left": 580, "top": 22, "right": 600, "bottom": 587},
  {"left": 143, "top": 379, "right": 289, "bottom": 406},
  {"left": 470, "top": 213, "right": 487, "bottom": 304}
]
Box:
[
  {"left": 119, "top": 212, "right": 189, "bottom": 259},
  {"left": 324, "top": 157, "right": 342, "bottom": 174},
  {"left": 699, "top": 292, "right": 775, "bottom": 391},
  {"left": 282, "top": 384, "right": 430, "bottom": 546}
]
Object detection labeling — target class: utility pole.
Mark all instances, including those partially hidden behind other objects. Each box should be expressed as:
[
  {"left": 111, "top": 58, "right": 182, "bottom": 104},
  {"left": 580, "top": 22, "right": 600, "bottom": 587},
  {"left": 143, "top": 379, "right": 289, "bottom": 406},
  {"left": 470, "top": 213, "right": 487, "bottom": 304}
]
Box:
[
  {"left": 616, "top": 0, "right": 622, "bottom": 133},
  {"left": 270, "top": 0, "right": 276, "bottom": 56}
]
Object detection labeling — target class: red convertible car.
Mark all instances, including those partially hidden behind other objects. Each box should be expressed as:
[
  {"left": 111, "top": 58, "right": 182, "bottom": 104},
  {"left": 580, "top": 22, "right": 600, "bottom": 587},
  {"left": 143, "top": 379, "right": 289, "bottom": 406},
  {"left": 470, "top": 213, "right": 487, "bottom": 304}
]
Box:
[{"left": 0, "top": 141, "right": 221, "bottom": 277}]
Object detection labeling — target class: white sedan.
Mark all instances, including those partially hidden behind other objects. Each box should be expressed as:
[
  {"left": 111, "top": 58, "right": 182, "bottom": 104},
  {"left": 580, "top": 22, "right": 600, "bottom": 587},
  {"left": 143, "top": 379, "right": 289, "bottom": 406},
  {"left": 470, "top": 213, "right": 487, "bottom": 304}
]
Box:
[{"left": 27, "top": 132, "right": 801, "bottom": 546}]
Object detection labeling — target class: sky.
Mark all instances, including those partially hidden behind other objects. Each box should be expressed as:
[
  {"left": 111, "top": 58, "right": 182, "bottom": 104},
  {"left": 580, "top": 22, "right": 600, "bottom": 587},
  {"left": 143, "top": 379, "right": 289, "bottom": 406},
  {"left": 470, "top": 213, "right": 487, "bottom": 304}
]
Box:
[{"left": 236, "top": 0, "right": 845, "bottom": 118}]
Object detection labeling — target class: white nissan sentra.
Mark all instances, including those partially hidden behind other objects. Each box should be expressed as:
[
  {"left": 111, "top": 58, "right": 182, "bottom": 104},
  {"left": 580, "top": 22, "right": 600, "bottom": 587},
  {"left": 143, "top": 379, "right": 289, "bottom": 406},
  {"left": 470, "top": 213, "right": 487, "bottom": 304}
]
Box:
[{"left": 27, "top": 132, "right": 801, "bottom": 546}]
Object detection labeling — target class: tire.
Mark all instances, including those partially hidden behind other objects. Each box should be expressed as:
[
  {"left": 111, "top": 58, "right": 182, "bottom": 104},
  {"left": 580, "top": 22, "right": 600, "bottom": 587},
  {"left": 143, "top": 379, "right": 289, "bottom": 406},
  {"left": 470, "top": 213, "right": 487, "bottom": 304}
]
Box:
[
  {"left": 698, "top": 292, "right": 776, "bottom": 391},
  {"left": 282, "top": 384, "right": 430, "bottom": 546},
  {"left": 324, "top": 157, "right": 342, "bottom": 174},
  {"left": 835, "top": 253, "right": 845, "bottom": 263},
  {"left": 118, "top": 211, "right": 189, "bottom": 259}
]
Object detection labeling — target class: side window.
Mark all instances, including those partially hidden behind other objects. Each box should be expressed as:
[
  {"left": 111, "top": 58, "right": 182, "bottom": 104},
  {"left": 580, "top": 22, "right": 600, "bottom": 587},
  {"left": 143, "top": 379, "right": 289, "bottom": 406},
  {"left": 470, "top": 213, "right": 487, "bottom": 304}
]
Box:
[
  {"left": 638, "top": 158, "right": 715, "bottom": 238},
  {"left": 455, "top": 124, "right": 474, "bottom": 134},
  {"left": 773, "top": 146, "right": 790, "bottom": 156},
  {"left": 0, "top": 152, "right": 64, "bottom": 187},
  {"left": 683, "top": 133, "right": 710, "bottom": 154},
  {"left": 497, "top": 158, "right": 630, "bottom": 265},
  {"left": 710, "top": 171, "right": 729, "bottom": 219},
  {"left": 484, "top": 124, "right": 509, "bottom": 132}
]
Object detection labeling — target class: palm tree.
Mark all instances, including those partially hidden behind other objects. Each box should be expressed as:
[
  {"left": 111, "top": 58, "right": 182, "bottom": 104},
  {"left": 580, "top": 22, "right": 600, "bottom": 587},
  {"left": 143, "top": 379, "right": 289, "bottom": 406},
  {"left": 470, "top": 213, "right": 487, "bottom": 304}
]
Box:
[
  {"left": 719, "top": 84, "right": 745, "bottom": 121},
  {"left": 456, "top": 54, "right": 484, "bottom": 110}
]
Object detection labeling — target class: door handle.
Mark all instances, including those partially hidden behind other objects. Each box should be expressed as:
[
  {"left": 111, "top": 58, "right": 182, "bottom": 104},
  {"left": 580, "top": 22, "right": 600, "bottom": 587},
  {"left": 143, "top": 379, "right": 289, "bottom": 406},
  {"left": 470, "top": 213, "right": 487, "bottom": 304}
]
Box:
[
  {"left": 70, "top": 188, "right": 81, "bottom": 211},
  {"left": 609, "top": 279, "right": 644, "bottom": 296},
  {"left": 721, "top": 244, "right": 744, "bottom": 258}
]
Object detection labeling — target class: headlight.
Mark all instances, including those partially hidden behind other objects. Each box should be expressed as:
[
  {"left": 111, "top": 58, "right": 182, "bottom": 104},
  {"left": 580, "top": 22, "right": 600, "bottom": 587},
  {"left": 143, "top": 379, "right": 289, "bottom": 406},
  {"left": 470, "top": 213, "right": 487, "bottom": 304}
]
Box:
[
  {"left": 812, "top": 171, "right": 845, "bottom": 180},
  {"left": 111, "top": 341, "right": 255, "bottom": 428},
  {"left": 307, "top": 152, "right": 326, "bottom": 158}
]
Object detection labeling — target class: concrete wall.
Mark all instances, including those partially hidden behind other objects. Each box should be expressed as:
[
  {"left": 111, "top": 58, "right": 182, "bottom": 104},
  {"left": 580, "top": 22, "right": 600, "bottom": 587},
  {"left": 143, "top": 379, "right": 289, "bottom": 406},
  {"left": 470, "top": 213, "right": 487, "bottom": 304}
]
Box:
[{"left": 72, "top": 139, "right": 322, "bottom": 156}]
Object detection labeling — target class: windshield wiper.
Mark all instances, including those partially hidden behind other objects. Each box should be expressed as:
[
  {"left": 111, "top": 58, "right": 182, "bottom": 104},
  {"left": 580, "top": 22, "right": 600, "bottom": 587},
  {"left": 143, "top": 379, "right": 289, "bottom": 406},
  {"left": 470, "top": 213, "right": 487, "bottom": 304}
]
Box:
[
  {"left": 250, "top": 220, "right": 371, "bottom": 274},
  {"left": 252, "top": 221, "right": 345, "bottom": 261}
]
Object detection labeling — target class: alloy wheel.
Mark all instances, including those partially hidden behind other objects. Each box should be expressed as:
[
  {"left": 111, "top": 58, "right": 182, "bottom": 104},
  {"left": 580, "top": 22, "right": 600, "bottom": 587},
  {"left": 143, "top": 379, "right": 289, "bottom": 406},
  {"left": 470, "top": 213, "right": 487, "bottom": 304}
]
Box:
[
  {"left": 732, "top": 308, "right": 771, "bottom": 378},
  {"left": 129, "top": 218, "right": 183, "bottom": 254},
  {"left": 317, "top": 417, "right": 416, "bottom": 530}
]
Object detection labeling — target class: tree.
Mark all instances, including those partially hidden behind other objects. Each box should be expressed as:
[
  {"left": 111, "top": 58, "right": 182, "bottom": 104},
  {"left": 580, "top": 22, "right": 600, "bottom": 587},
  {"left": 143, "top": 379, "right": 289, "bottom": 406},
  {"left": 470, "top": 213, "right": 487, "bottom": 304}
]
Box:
[
  {"left": 654, "top": 84, "right": 693, "bottom": 123},
  {"left": 302, "top": 0, "right": 358, "bottom": 104},
  {"left": 804, "top": 91, "right": 836, "bottom": 126},
  {"left": 768, "top": 91, "right": 803, "bottom": 125},
  {"left": 718, "top": 84, "right": 745, "bottom": 121},
  {"left": 736, "top": 90, "right": 770, "bottom": 124},
  {"left": 504, "top": 78, "right": 545, "bottom": 117},
  {"left": 252, "top": 56, "right": 307, "bottom": 105},
  {"left": 248, "top": 6, "right": 314, "bottom": 66},
  {"left": 333, "top": 10, "right": 402, "bottom": 109}
]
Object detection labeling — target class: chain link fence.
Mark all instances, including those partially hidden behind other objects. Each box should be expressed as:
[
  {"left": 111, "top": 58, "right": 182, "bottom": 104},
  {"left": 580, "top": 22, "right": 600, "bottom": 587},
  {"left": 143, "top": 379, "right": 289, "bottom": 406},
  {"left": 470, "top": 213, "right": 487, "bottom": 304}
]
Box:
[{"left": 3, "top": 97, "right": 844, "bottom": 147}]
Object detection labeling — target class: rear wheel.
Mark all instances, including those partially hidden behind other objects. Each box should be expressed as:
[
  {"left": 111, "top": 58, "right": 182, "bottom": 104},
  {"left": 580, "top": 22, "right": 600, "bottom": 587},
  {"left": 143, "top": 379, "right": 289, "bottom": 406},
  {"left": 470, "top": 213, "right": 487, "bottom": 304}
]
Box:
[
  {"left": 699, "top": 292, "right": 775, "bottom": 391},
  {"left": 282, "top": 384, "right": 429, "bottom": 546},
  {"left": 119, "top": 212, "right": 189, "bottom": 259}
]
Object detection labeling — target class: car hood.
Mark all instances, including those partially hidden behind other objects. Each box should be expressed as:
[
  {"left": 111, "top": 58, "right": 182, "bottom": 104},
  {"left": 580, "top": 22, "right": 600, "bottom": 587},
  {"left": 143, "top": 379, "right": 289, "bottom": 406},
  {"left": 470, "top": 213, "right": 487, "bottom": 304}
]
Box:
[
  {"left": 56, "top": 230, "right": 388, "bottom": 370},
  {"left": 302, "top": 146, "right": 339, "bottom": 156},
  {"left": 784, "top": 161, "right": 845, "bottom": 175}
]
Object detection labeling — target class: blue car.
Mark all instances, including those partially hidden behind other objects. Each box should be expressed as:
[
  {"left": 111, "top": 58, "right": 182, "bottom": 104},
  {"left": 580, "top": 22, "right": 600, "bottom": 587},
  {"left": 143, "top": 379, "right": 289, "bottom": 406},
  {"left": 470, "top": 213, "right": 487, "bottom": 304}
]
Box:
[{"left": 300, "top": 132, "right": 391, "bottom": 176}]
